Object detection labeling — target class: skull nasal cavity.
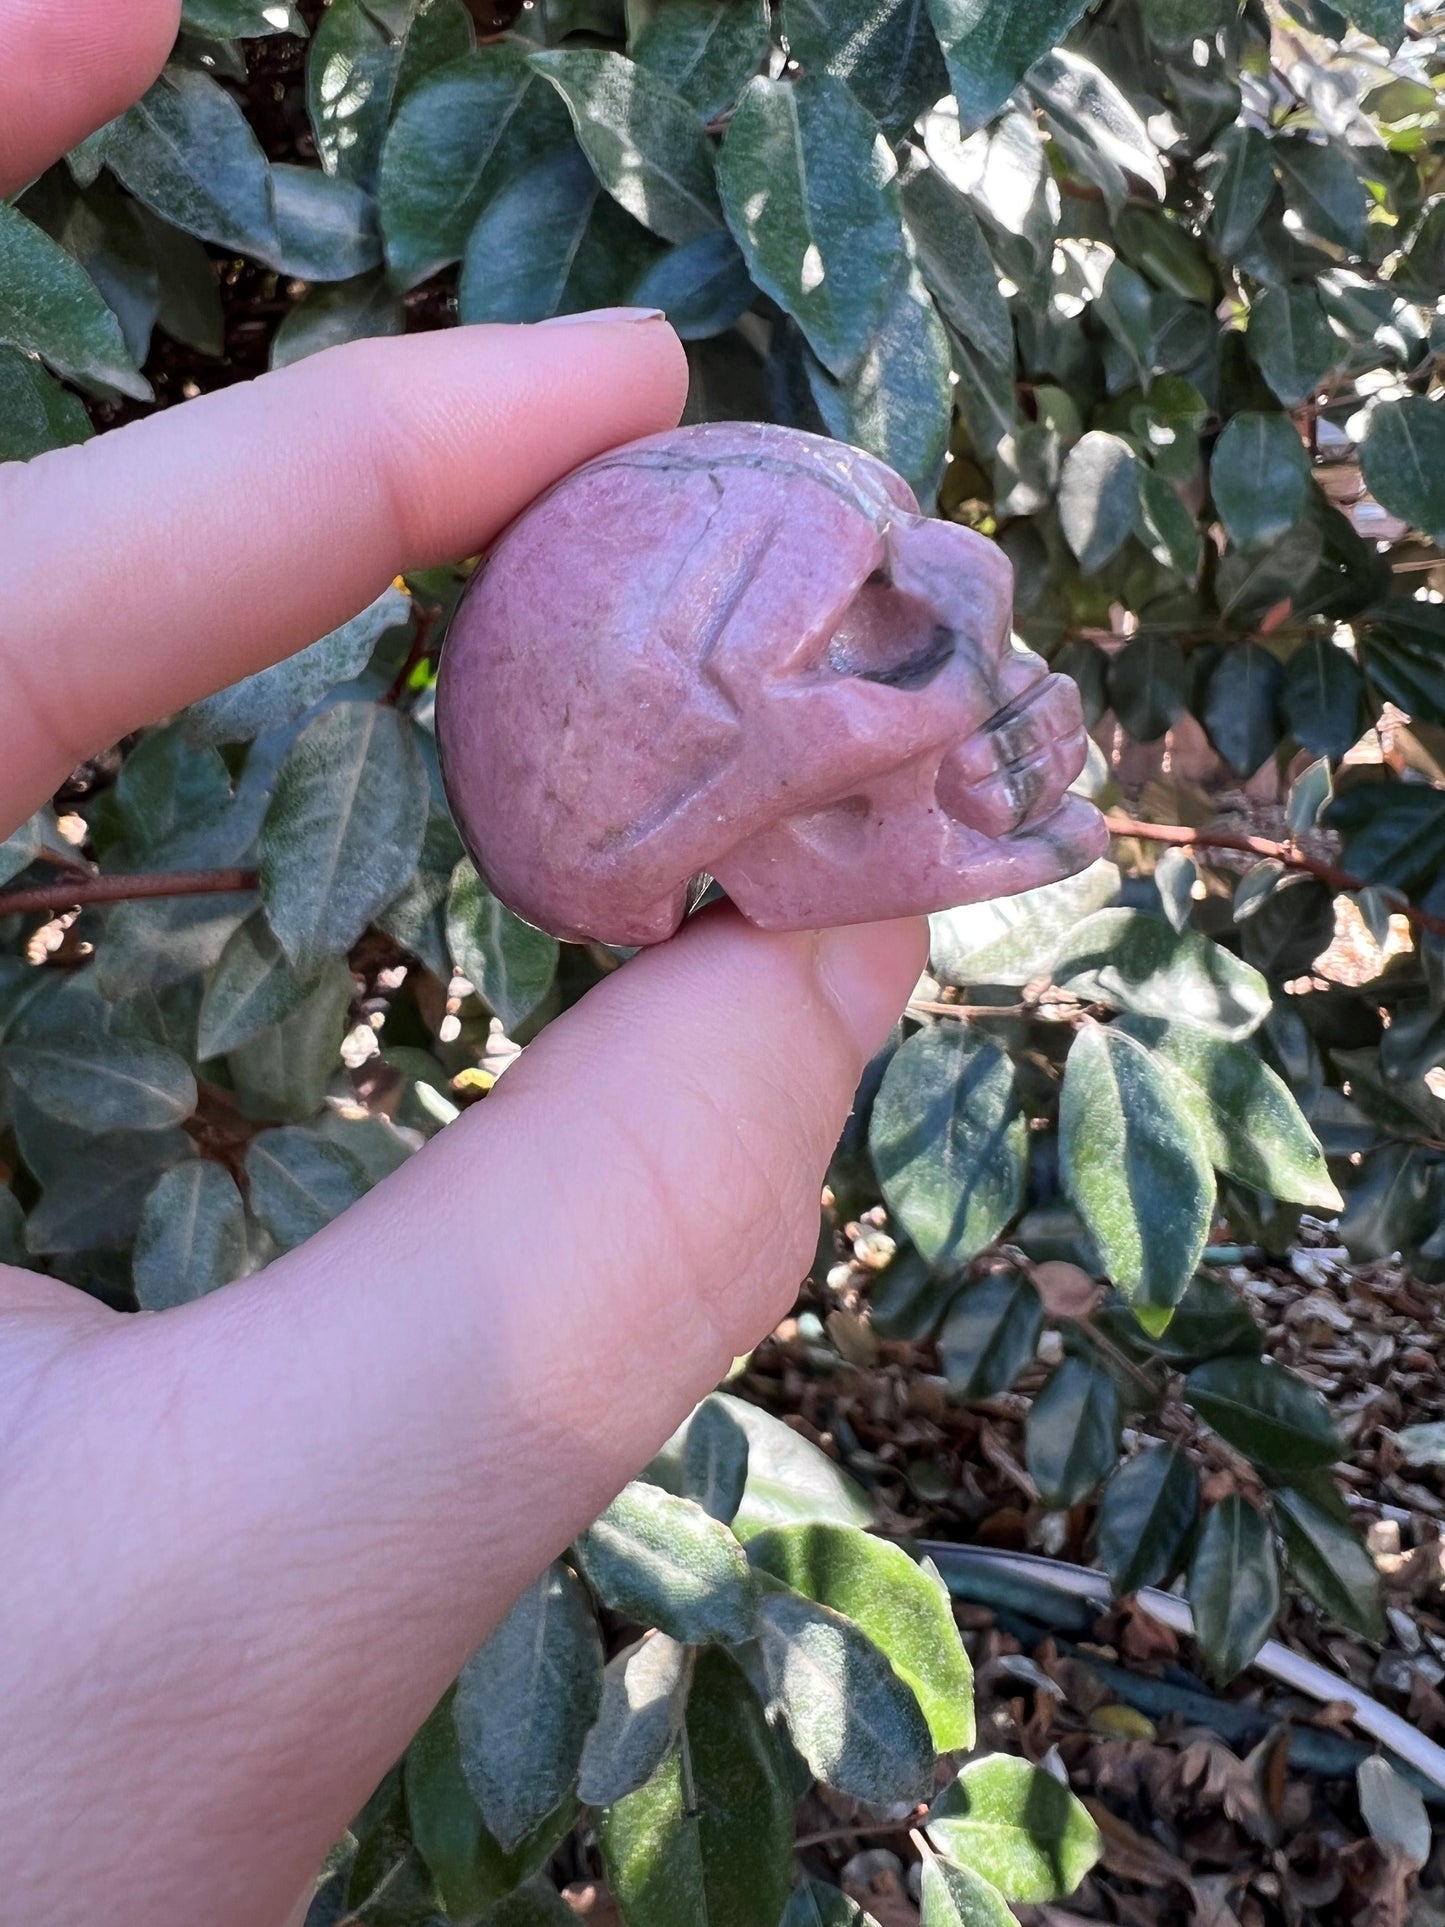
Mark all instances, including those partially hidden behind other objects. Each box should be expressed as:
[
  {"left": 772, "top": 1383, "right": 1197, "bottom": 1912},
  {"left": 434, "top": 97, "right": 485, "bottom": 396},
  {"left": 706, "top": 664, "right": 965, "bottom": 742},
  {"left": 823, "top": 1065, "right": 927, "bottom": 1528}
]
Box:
[{"left": 826, "top": 581, "right": 958, "bottom": 691}]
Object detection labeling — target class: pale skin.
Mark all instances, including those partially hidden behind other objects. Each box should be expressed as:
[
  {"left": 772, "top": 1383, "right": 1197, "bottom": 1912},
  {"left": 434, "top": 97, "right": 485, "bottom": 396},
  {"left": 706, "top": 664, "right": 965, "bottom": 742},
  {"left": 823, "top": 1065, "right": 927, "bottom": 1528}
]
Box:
[{"left": 0, "top": 4, "right": 926, "bottom": 1922}]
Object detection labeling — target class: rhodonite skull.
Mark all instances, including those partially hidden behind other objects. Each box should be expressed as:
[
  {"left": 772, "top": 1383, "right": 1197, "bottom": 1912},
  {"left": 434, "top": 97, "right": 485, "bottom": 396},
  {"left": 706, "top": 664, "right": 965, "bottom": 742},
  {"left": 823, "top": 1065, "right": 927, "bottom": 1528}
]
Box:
[{"left": 436, "top": 421, "right": 1106, "bottom": 946}]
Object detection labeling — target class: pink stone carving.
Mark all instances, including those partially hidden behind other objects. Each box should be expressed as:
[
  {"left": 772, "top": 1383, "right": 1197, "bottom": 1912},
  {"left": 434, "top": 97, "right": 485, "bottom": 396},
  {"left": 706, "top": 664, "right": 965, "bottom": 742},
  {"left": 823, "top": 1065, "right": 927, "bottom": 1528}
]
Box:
[{"left": 436, "top": 422, "right": 1107, "bottom": 946}]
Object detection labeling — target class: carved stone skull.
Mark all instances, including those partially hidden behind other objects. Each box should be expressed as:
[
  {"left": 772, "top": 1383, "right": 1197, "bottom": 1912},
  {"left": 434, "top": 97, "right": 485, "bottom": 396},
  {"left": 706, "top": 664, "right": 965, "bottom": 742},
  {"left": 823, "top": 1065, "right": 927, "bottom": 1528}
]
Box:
[{"left": 437, "top": 421, "right": 1106, "bottom": 946}]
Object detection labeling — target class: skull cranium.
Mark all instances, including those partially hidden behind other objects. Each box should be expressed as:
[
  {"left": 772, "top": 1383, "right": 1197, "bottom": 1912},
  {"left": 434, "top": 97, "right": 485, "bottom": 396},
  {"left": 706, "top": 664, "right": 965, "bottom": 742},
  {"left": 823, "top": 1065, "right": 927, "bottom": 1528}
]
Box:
[{"left": 437, "top": 421, "right": 1107, "bottom": 946}]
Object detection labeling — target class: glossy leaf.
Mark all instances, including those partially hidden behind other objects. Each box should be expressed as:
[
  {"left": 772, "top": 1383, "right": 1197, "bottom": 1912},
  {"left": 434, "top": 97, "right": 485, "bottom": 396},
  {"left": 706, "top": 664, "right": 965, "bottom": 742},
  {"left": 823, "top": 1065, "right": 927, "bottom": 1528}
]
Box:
[
  {"left": 1209, "top": 123, "right": 1276, "bottom": 256},
  {"left": 1053, "top": 909, "right": 1270, "bottom": 1040},
  {"left": 107, "top": 69, "right": 279, "bottom": 259},
  {"left": 1185, "top": 1358, "right": 1342, "bottom": 1472},
  {"left": 1059, "top": 1024, "right": 1215, "bottom": 1328},
  {"left": 577, "top": 1634, "right": 693, "bottom": 1808},
  {"left": 1188, "top": 1494, "right": 1280, "bottom": 1681},
  {"left": 1108, "top": 634, "right": 1189, "bottom": 741},
  {"left": 785, "top": 0, "right": 949, "bottom": 136},
  {"left": 630, "top": 0, "right": 770, "bottom": 120},
  {"left": 1028, "top": 51, "right": 1166, "bottom": 218},
  {"left": 926, "top": 1756, "right": 1102, "bottom": 1902},
  {"left": 1277, "top": 137, "right": 1368, "bottom": 255},
  {"left": 1059, "top": 431, "right": 1139, "bottom": 573},
  {"left": 454, "top": 1563, "right": 603, "bottom": 1853},
  {"left": 1113, "top": 1016, "right": 1340, "bottom": 1210},
  {"left": 1249, "top": 284, "right": 1340, "bottom": 407},
  {"left": 446, "top": 860, "right": 559, "bottom": 1034},
  {"left": 0, "top": 345, "right": 93, "bottom": 460},
  {"left": 1211, "top": 412, "right": 1311, "bottom": 549},
  {"left": 1274, "top": 1483, "right": 1385, "bottom": 1640},
  {"left": 1095, "top": 1446, "right": 1198, "bottom": 1594},
  {"left": 260, "top": 701, "right": 430, "bottom": 971},
  {"left": 1280, "top": 636, "right": 1366, "bottom": 758},
  {"left": 1136, "top": 468, "right": 1201, "bottom": 581},
  {"left": 575, "top": 1481, "right": 756, "bottom": 1644},
  {"left": 1025, "top": 1356, "right": 1122, "bottom": 1510},
  {"left": 926, "top": 0, "right": 1093, "bottom": 134},
  {"left": 1357, "top": 395, "right": 1445, "bottom": 547},
  {"left": 783, "top": 1881, "right": 882, "bottom": 1927},
  {"left": 756, "top": 1589, "right": 934, "bottom": 1807},
  {"left": 871, "top": 1023, "right": 1027, "bottom": 1267},
  {"left": 718, "top": 74, "right": 903, "bottom": 377},
  {"left": 529, "top": 50, "right": 721, "bottom": 244},
  {"left": 1202, "top": 642, "right": 1283, "bottom": 777},
  {"left": 747, "top": 1523, "right": 975, "bottom": 1751},
  {"left": 0, "top": 204, "right": 149, "bottom": 401},
  {"left": 937, "top": 1268, "right": 1044, "bottom": 1403},
  {"left": 929, "top": 861, "right": 1120, "bottom": 988},
  {"left": 244, "top": 1125, "right": 370, "bottom": 1249},
  {"left": 599, "top": 1649, "right": 793, "bottom": 1927},
  {"left": 133, "top": 1160, "right": 249, "bottom": 1309}
]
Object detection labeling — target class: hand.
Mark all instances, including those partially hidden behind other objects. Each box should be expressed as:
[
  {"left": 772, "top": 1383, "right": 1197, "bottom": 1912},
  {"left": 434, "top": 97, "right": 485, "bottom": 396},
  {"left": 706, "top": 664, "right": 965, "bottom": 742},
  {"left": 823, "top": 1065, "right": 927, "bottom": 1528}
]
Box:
[{"left": 0, "top": 7, "right": 926, "bottom": 1923}]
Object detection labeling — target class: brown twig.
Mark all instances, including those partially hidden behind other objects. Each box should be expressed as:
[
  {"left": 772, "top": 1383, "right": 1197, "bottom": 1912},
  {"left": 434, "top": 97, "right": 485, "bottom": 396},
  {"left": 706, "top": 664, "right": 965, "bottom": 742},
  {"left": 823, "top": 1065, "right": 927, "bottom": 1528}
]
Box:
[
  {"left": 1103, "top": 812, "right": 1445, "bottom": 941},
  {"left": 0, "top": 869, "right": 258, "bottom": 917}
]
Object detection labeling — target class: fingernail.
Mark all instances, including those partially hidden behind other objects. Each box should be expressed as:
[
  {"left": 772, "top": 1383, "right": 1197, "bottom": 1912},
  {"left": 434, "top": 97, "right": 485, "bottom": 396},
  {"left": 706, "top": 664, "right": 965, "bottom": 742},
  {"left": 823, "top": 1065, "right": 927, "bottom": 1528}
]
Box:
[
  {"left": 535, "top": 307, "right": 667, "bottom": 329},
  {"left": 813, "top": 920, "right": 931, "bottom": 1061}
]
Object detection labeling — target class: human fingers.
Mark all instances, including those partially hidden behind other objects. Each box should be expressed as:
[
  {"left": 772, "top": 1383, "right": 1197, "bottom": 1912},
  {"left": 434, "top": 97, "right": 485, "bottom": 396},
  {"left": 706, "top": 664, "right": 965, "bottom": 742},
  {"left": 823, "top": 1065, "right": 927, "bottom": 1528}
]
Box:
[
  {"left": 0, "top": 0, "right": 181, "bottom": 196},
  {"left": 0, "top": 910, "right": 927, "bottom": 1926},
  {"left": 0, "top": 314, "right": 688, "bottom": 831}
]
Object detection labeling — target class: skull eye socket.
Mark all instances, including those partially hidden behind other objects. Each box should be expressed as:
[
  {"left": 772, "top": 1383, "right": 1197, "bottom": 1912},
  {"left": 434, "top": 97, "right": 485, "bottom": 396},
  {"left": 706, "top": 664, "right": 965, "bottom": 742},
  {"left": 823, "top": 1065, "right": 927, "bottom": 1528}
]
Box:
[{"left": 825, "top": 578, "right": 958, "bottom": 691}]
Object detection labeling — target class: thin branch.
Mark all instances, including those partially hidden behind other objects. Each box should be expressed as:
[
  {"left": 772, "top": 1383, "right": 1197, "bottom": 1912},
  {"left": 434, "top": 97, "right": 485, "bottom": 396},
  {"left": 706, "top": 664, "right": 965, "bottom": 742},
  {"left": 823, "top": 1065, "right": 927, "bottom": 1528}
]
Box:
[
  {"left": 1103, "top": 812, "right": 1445, "bottom": 941},
  {"left": 795, "top": 1817, "right": 922, "bottom": 1852},
  {"left": 0, "top": 869, "right": 258, "bottom": 917}
]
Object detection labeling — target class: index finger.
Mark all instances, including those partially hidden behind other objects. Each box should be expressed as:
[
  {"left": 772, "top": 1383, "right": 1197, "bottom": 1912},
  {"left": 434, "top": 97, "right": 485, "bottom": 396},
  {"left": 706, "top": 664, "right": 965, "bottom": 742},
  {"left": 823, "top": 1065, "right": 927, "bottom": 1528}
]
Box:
[{"left": 0, "top": 314, "right": 688, "bottom": 832}]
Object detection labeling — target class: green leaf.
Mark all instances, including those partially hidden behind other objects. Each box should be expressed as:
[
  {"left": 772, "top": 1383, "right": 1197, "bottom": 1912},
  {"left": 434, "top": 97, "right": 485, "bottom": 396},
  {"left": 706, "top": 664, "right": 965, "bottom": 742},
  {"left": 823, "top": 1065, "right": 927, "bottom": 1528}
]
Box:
[
  {"left": 106, "top": 68, "right": 280, "bottom": 258},
  {"left": 925, "top": 0, "right": 1092, "bottom": 135},
  {"left": 24, "top": 1127, "right": 193, "bottom": 1255},
  {"left": 756, "top": 1589, "right": 934, "bottom": 1806},
  {"left": 97, "top": 893, "right": 253, "bottom": 999},
  {"left": 244, "top": 1124, "right": 370, "bottom": 1249},
  {"left": 1360, "top": 599, "right": 1445, "bottom": 728},
  {"left": 459, "top": 145, "right": 603, "bottom": 324},
  {"left": 260, "top": 701, "right": 430, "bottom": 971},
  {"left": 378, "top": 811, "right": 464, "bottom": 981},
  {"left": 575, "top": 1481, "right": 755, "bottom": 1643},
  {"left": 267, "top": 163, "right": 382, "bottom": 281},
  {"left": 746, "top": 1523, "right": 975, "bottom": 1752},
  {"left": 937, "top": 1268, "right": 1043, "bottom": 1403},
  {"left": 683, "top": 1395, "right": 873, "bottom": 1539},
  {"left": 1188, "top": 1494, "right": 1280, "bottom": 1681},
  {"left": 1027, "top": 51, "right": 1166, "bottom": 219},
  {"left": 1280, "top": 636, "right": 1365, "bottom": 758},
  {"left": 199, "top": 910, "right": 325, "bottom": 1059},
  {"left": 871, "top": 1023, "right": 1027, "bottom": 1267},
  {"left": 227, "top": 958, "right": 354, "bottom": 1122},
  {"left": 182, "top": 0, "right": 305, "bottom": 34},
  {"left": 1276, "top": 137, "right": 1368, "bottom": 255},
  {"left": 1108, "top": 634, "right": 1188, "bottom": 742},
  {"left": 577, "top": 1634, "right": 693, "bottom": 1808},
  {"left": 529, "top": 50, "right": 721, "bottom": 244},
  {"left": 133, "top": 1161, "right": 249, "bottom": 1309},
  {"left": 627, "top": 229, "right": 753, "bottom": 339},
  {"left": 600, "top": 1649, "right": 794, "bottom": 1927},
  {"left": 1113, "top": 1016, "right": 1340, "bottom": 1210},
  {"left": 1059, "top": 1024, "right": 1215, "bottom": 1327},
  {"left": 1185, "top": 1358, "right": 1342, "bottom": 1472},
  {"left": 1357, "top": 1756, "right": 1430, "bottom": 1868},
  {"left": 630, "top": 0, "right": 770, "bottom": 120},
  {"left": 1249, "top": 285, "right": 1340, "bottom": 408},
  {"left": 1274, "top": 1483, "right": 1385, "bottom": 1639},
  {"left": 1052, "top": 909, "right": 1271, "bottom": 1040},
  {"left": 455, "top": 1562, "right": 603, "bottom": 1854},
  {"left": 1208, "top": 124, "right": 1276, "bottom": 257},
  {"left": 189, "top": 588, "right": 410, "bottom": 746},
  {"left": 1340, "top": 0, "right": 1404, "bottom": 45},
  {"left": 1201, "top": 642, "right": 1283, "bottom": 777},
  {"left": 0, "top": 346, "right": 93, "bottom": 460},
  {"left": 1211, "top": 412, "right": 1311, "bottom": 550},
  {"left": 919, "top": 1857, "right": 1014, "bottom": 1927},
  {"left": 804, "top": 263, "right": 953, "bottom": 502},
  {"left": 1325, "top": 779, "right": 1445, "bottom": 896},
  {"left": 137, "top": 204, "right": 225, "bottom": 356},
  {"left": 681, "top": 1395, "right": 750, "bottom": 1524},
  {"left": 784, "top": 0, "right": 949, "bottom": 136},
  {"left": 446, "top": 860, "right": 559, "bottom": 1034},
  {"left": 902, "top": 165, "right": 1013, "bottom": 374},
  {"left": 271, "top": 271, "right": 406, "bottom": 368},
  {"left": 379, "top": 48, "right": 571, "bottom": 287},
  {"left": 930, "top": 861, "right": 1120, "bottom": 988},
  {"left": 783, "top": 1881, "right": 882, "bottom": 1927},
  {"left": 717, "top": 74, "right": 902, "bottom": 377},
  {"left": 925, "top": 1756, "right": 1102, "bottom": 1902},
  {"left": 1025, "top": 1356, "right": 1122, "bottom": 1510},
  {"left": 6, "top": 1037, "right": 196, "bottom": 1133},
  {"left": 0, "top": 204, "right": 149, "bottom": 402},
  {"left": 1095, "top": 1446, "right": 1198, "bottom": 1594},
  {"left": 306, "top": 0, "right": 401, "bottom": 188},
  {"left": 1059, "top": 432, "right": 1139, "bottom": 573},
  {"left": 0, "top": 1189, "right": 25, "bottom": 1268},
  {"left": 406, "top": 1694, "right": 577, "bottom": 1919},
  {"left": 1357, "top": 395, "right": 1445, "bottom": 547},
  {"left": 1136, "top": 467, "right": 1201, "bottom": 580}
]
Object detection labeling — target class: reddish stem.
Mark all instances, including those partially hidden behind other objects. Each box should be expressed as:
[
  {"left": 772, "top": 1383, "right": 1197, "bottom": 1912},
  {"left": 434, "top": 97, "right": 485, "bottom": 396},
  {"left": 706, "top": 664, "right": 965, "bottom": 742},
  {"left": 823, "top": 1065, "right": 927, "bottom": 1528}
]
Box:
[{"left": 0, "top": 869, "right": 258, "bottom": 917}]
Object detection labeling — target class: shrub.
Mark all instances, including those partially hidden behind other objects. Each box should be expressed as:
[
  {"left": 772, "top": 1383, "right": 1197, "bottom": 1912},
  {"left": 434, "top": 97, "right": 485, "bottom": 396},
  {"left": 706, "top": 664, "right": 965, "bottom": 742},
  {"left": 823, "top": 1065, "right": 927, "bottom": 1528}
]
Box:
[{"left": 1, "top": 0, "right": 1442, "bottom": 1918}]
